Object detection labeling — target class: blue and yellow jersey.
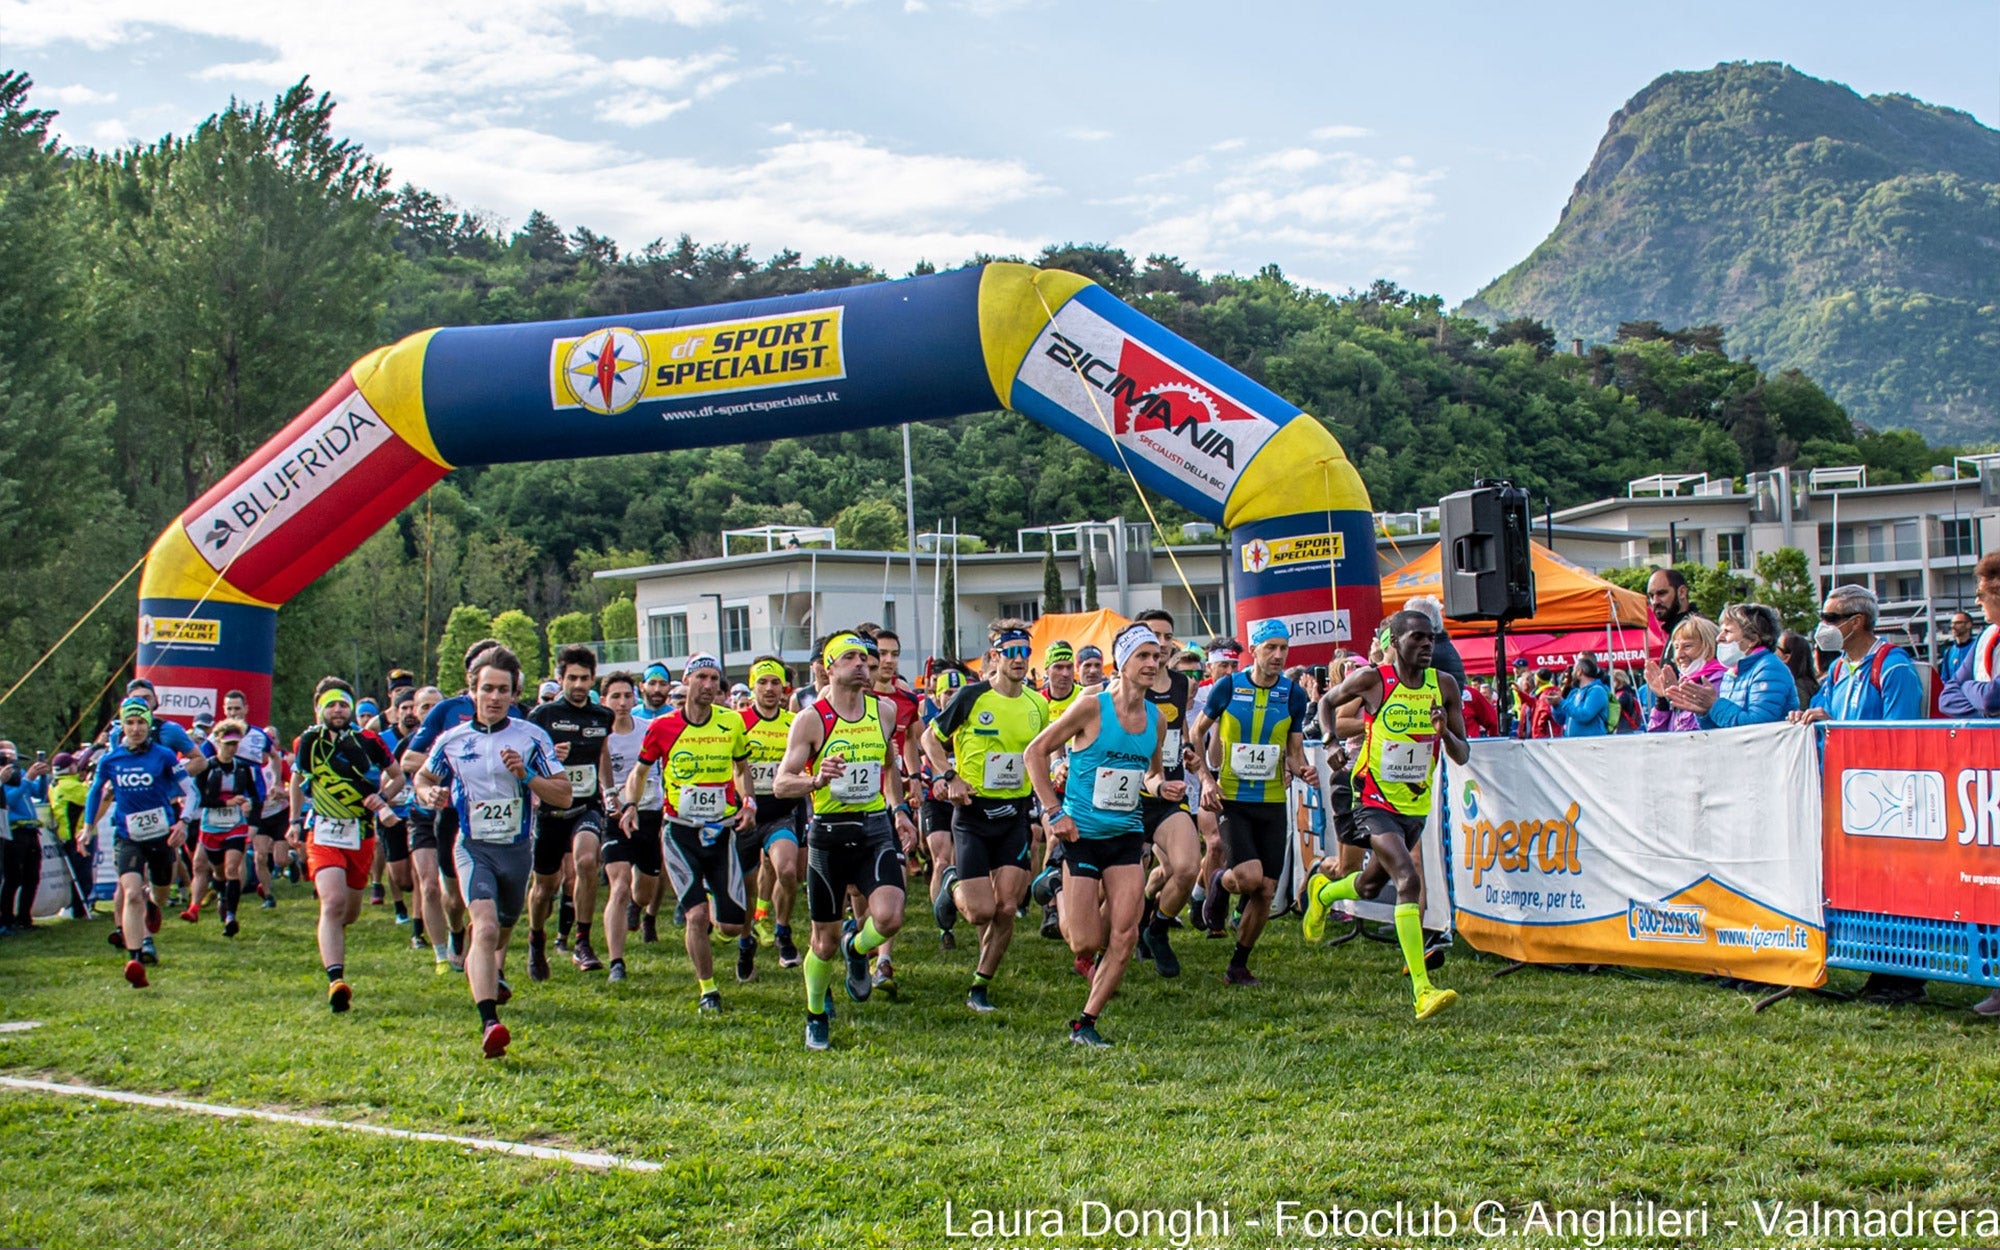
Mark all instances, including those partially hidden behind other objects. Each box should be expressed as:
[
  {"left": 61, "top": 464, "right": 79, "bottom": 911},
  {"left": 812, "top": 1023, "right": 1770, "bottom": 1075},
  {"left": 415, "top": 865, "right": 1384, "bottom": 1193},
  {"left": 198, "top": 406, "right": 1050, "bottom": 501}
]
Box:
[{"left": 1201, "top": 671, "right": 1307, "bottom": 804}]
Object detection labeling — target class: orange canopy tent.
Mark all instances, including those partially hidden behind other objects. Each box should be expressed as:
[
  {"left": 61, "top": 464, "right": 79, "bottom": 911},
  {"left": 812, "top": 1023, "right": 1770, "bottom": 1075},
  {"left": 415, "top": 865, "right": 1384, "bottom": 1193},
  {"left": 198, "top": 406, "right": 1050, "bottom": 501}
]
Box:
[
  {"left": 1379, "top": 541, "right": 1663, "bottom": 677},
  {"left": 958, "top": 609, "right": 1133, "bottom": 678}
]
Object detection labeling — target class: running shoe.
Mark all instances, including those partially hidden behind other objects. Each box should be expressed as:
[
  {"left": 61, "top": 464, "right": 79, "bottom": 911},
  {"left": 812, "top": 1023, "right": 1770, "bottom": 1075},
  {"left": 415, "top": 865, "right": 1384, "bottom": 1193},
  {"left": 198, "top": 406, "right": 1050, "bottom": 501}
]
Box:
[
  {"left": 138, "top": 937, "right": 159, "bottom": 966},
  {"left": 482, "top": 1021, "right": 510, "bottom": 1059},
  {"left": 411, "top": 932, "right": 426, "bottom": 951},
  {"left": 1073, "top": 953, "right": 1094, "bottom": 979},
  {"left": 223, "top": 915, "right": 239, "bottom": 938},
  {"left": 124, "top": 958, "right": 148, "bottom": 988},
  {"left": 528, "top": 937, "right": 551, "bottom": 983},
  {"left": 394, "top": 902, "right": 410, "bottom": 924},
  {"left": 776, "top": 929, "right": 801, "bottom": 968},
  {"left": 735, "top": 936, "right": 757, "bottom": 983},
  {"left": 1040, "top": 903, "right": 1062, "bottom": 941},
  {"left": 1150, "top": 925, "right": 1181, "bottom": 978},
  {"left": 871, "top": 960, "right": 898, "bottom": 999},
  {"left": 753, "top": 915, "right": 776, "bottom": 949},
  {"left": 933, "top": 866, "right": 960, "bottom": 930},
  {"left": 370, "top": 883, "right": 385, "bottom": 905},
  {"left": 145, "top": 898, "right": 162, "bottom": 934},
  {"left": 804, "top": 1012, "right": 831, "bottom": 1051},
  {"left": 841, "top": 932, "right": 872, "bottom": 1002},
  {"left": 1224, "top": 964, "right": 1260, "bottom": 987},
  {"left": 107, "top": 926, "right": 124, "bottom": 950},
  {"left": 260, "top": 896, "right": 276, "bottom": 910},
  {"left": 698, "top": 990, "right": 723, "bottom": 1016},
  {"left": 625, "top": 901, "right": 641, "bottom": 933},
  {"left": 1201, "top": 871, "right": 1229, "bottom": 932},
  {"left": 607, "top": 959, "right": 627, "bottom": 983},
  {"left": 573, "top": 938, "right": 604, "bottom": 973},
  {"left": 328, "top": 980, "right": 353, "bottom": 1013},
  {"left": 641, "top": 913, "right": 659, "bottom": 944},
  {"left": 434, "top": 959, "right": 453, "bottom": 976},
  {"left": 1414, "top": 987, "right": 1459, "bottom": 1021},
  {"left": 178, "top": 905, "right": 199, "bottom": 924},
  {"left": 1300, "top": 870, "right": 1335, "bottom": 943},
  {"left": 938, "top": 929, "right": 956, "bottom": 952},
  {"left": 966, "top": 983, "right": 995, "bottom": 1013},
  {"left": 495, "top": 976, "right": 513, "bottom": 1006},
  {"left": 1067, "top": 1018, "right": 1111, "bottom": 1048}
]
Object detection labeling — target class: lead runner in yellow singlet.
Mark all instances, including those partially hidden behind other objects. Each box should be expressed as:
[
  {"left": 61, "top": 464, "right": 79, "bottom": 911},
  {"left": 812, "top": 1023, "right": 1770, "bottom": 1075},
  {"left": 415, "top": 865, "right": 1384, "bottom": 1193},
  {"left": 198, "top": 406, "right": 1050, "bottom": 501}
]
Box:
[{"left": 1301, "top": 610, "right": 1471, "bottom": 1020}]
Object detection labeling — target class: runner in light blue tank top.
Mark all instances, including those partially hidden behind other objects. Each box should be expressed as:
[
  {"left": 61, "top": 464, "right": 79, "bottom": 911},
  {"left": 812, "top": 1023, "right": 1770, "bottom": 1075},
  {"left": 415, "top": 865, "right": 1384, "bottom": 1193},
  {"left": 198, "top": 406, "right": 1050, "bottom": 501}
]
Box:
[{"left": 1062, "top": 690, "right": 1159, "bottom": 840}]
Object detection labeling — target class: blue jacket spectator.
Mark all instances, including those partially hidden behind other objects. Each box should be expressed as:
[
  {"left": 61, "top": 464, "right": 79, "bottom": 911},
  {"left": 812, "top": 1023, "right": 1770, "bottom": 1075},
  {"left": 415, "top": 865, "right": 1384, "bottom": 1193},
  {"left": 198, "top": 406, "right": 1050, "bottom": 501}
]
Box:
[
  {"left": 1940, "top": 553, "right": 2000, "bottom": 720},
  {"left": 1685, "top": 603, "right": 1800, "bottom": 728},
  {"left": 1552, "top": 656, "right": 1611, "bottom": 737},
  {"left": 1939, "top": 611, "right": 1978, "bottom": 683},
  {"left": 1795, "top": 585, "right": 1926, "bottom": 724}
]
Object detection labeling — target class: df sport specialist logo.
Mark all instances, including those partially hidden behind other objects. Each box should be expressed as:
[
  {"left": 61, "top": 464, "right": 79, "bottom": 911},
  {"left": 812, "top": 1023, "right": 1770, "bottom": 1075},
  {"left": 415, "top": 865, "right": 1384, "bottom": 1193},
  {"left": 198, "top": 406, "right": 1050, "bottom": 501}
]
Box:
[{"left": 562, "top": 328, "right": 649, "bottom": 415}]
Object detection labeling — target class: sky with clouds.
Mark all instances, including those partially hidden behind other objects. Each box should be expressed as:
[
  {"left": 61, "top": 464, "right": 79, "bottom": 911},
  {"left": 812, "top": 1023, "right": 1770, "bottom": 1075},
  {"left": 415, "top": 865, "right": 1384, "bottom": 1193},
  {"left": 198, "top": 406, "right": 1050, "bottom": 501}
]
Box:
[{"left": 4, "top": 0, "right": 1994, "bottom": 303}]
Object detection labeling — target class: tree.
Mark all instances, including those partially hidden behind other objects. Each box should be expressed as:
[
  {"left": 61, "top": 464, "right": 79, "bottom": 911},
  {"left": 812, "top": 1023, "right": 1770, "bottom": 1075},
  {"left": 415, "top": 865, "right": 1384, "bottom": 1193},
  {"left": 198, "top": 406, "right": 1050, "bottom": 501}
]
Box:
[
  {"left": 1082, "top": 546, "right": 1099, "bottom": 611},
  {"left": 1042, "top": 549, "right": 1063, "bottom": 618},
  {"left": 1753, "top": 548, "right": 1817, "bottom": 633},
  {"left": 600, "top": 598, "right": 637, "bottom": 646},
  {"left": 834, "top": 496, "right": 903, "bottom": 551},
  {"left": 437, "top": 605, "right": 493, "bottom": 696},
  {"left": 546, "top": 611, "right": 595, "bottom": 653},
  {"left": 939, "top": 560, "right": 958, "bottom": 660},
  {"left": 491, "top": 609, "right": 544, "bottom": 689}
]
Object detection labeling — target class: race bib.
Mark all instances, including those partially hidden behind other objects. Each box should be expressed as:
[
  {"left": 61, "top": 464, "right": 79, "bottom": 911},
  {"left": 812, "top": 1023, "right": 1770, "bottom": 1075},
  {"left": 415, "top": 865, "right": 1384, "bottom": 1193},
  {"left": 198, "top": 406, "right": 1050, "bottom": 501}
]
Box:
[
  {"left": 1092, "top": 767, "right": 1143, "bottom": 813},
  {"left": 125, "top": 806, "right": 170, "bottom": 841},
  {"left": 1379, "top": 740, "right": 1432, "bottom": 785},
  {"left": 315, "top": 816, "right": 363, "bottom": 849},
  {"left": 564, "top": 764, "right": 597, "bottom": 799},
  {"left": 831, "top": 762, "right": 881, "bottom": 804},
  {"left": 468, "top": 797, "right": 521, "bottom": 843},
  {"left": 200, "top": 806, "right": 241, "bottom": 834},
  {"left": 1161, "top": 729, "right": 1182, "bottom": 764},
  {"left": 750, "top": 761, "right": 779, "bottom": 796},
  {"left": 982, "top": 751, "right": 1026, "bottom": 792},
  {"left": 1230, "top": 742, "right": 1282, "bottom": 781},
  {"left": 678, "top": 784, "right": 729, "bottom": 821}
]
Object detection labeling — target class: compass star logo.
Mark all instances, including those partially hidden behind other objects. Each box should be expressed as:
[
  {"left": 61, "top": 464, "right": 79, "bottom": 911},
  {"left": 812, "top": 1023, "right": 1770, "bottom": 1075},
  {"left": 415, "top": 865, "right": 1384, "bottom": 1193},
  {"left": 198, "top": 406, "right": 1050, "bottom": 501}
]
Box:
[
  {"left": 1242, "top": 538, "right": 1272, "bottom": 573},
  {"left": 563, "top": 327, "right": 648, "bottom": 415}
]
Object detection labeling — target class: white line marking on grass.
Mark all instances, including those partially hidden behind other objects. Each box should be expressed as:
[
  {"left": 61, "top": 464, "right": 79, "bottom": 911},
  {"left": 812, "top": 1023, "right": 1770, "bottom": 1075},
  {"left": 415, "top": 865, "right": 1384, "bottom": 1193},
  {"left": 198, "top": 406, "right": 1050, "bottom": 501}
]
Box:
[
  {"left": 0, "top": 1022, "right": 42, "bottom": 1034},
  {"left": 0, "top": 1076, "right": 663, "bottom": 1172}
]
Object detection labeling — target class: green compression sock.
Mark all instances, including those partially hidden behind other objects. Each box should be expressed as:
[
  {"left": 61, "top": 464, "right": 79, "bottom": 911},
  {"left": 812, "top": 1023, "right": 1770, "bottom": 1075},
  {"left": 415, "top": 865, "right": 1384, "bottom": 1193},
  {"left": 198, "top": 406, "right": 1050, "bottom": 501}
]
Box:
[
  {"left": 853, "top": 917, "right": 889, "bottom": 956},
  {"left": 1394, "top": 903, "right": 1431, "bottom": 996},
  {"left": 1315, "top": 871, "right": 1363, "bottom": 909},
  {"left": 803, "top": 951, "right": 837, "bottom": 1014}
]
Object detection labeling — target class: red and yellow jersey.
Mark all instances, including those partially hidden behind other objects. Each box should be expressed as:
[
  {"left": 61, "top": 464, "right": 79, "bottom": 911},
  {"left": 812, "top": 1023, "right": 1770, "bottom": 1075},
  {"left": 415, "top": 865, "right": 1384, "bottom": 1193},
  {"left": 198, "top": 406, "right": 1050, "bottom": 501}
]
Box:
[{"left": 638, "top": 706, "right": 750, "bottom": 824}]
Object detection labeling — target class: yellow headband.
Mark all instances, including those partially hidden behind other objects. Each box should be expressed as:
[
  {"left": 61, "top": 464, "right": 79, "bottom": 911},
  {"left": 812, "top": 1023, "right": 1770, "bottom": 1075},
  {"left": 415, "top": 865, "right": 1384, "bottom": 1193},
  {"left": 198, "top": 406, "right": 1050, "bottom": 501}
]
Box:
[
  {"left": 821, "top": 633, "right": 868, "bottom": 666},
  {"left": 749, "top": 659, "right": 788, "bottom": 684},
  {"left": 317, "top": 689, "right": 355, "bottom": 713}
]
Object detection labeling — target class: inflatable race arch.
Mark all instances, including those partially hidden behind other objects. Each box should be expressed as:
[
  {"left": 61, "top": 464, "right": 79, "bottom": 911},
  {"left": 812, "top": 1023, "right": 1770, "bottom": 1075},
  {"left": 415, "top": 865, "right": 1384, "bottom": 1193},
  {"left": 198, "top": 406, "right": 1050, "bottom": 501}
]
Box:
[{"left": 135, "top": 263, "right": 1381, "bottom": 722}]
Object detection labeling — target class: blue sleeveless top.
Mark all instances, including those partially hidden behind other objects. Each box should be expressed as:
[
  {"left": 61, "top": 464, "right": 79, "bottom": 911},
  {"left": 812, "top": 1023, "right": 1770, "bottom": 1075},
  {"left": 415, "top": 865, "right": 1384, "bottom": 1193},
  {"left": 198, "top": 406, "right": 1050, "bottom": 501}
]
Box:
[{"left": 1062, "top": 691, "right": 1159, "bottom": 839}]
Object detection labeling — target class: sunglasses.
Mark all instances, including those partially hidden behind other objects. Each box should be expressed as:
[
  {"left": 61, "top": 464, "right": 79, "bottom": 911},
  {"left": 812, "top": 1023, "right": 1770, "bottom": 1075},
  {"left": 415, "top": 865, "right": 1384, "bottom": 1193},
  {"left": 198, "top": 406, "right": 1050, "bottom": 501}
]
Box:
[
  {"left": 998, "top": 643, "right": 1032, "bottom": 659},
  {"left": 1818, "top": 611, "right": 1857, "bottom": 624}
]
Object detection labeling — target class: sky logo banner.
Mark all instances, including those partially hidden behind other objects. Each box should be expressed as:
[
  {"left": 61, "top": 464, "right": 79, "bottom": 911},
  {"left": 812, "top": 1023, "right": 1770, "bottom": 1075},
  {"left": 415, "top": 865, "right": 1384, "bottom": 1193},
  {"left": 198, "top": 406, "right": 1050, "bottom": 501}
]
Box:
[
  {"left": 1438, "top": 723, "right": 1825, "bottom": 987},
  {"left": 1825, "top": 726, "right": 2000, "bottom": 924}
]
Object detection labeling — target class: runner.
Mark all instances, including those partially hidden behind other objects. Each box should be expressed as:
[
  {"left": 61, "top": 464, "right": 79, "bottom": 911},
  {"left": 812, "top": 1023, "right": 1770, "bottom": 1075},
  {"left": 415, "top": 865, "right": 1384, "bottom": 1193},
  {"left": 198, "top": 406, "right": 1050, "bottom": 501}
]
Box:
[
  {"left": 1075, "top": 644, "right": 1106, "bottom": 691},
  {"left": 1041, "top": 642, "right": 1081, "bottom": 717},
  {"left": 1188, "top": 620, "right": 1318, "bottom": 986},
  {"left": 401, "top": 686, "right": 459, "bottom": 970},
  {"left": 102, "top": 679, "right": 206, "bottom": 952},
  {"left": 626, "top": 652, "right": 756, "bottom": 1015},
  {"left": 1028, "top": 622, "right": 1167, "bottom": 1046},
  {"left": 1301, "top": 610, "right": 1470, "bottom": 1020},
  {"left": 920, "top": 620, "right": 1052, "bottom": 1013},
  {"left": 773, "top": 632, "right": 919, "bottom": 1050},
  {"left": 288, "top": 680, "right": 403, "bottom": 1013},
  {"left": 401, "top": 639, "right": 506, "bottom": 973},
  {"left": 601, "top": 672, "right": 660, "bottom": 983},
  {"left": 84, "top": 699, "right": 198, "bottom": 987},
  {"left": 1125, "top": 608, "right": 1198, "bottom": 978},
  {"left": 741, "top": 656, "right": 804, "bottom": 976},
  {"left": 635, "top": 663, "right": 674, "bottom": 723},
  {"left": 861, "top": 627, "right": 922, "bottom": 996},
  {"left": 527, "top": 644, "right": 617, "bottom": 980},
  {"left": 923, "top": 665, "right": 969, "bottom": 951},
  {"left": 416, "top": 645, "right": 569, "bottom": 1058},
  {"left": 374, "top": 689, "right": 424, "bottom": 934},
  {"left": 184, "top": 720, "right": 262, "bottom": 937}
]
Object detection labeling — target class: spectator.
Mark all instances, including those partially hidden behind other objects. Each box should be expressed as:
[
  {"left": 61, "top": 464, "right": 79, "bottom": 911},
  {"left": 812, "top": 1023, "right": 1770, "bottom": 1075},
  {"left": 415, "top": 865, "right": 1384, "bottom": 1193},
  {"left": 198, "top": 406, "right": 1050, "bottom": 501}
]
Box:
[
  {"left": 1940, "top": 552, "right": 2000, "bottom": 720},
  {"left": 1517, "top": 667, "right": 1561, "bottom": 739},
  {"left": 1644, "top": 617, "right": 1726, "bottom": 732},
  {"left": 1782, "top": 584, "right": 1927, "bottom": 1004},
  {"left": 1940, "top": 611, "right": 1977, "bottom": 680},
  {"left": 47, "top": 752, "right": 94, "bottom": 919},
  {"left": 0, "top": 741, "right": 49, "bottom": 931},
  {"left": 1404, "top": 596, "right": 1467, "bottom": 690},
  {"left": 1670, "top": 603, "right": 1799, "bottom": 728},
  {"left": 1608, "top": 669, "right": 1642, "bottom": 732},
  {"left": 1461, "top": 679, "right": 1501, "bottom": 738},
  {"left": 1775, "top": 630, "right": 1823, "bottom": 709},
  {"left": 1646, "top": 568, "right": 1699, "bottom": 639},
  {"left": 1552, "top": 655, "right": 1611, "bottom": 737}
]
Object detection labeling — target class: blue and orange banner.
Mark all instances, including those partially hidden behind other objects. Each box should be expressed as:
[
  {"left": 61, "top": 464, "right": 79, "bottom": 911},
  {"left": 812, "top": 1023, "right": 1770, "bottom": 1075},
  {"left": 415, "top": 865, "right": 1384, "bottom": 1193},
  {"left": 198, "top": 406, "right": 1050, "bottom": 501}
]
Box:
[{"left": 1441, "top": 723, "right": 1827, "bottom": 987}]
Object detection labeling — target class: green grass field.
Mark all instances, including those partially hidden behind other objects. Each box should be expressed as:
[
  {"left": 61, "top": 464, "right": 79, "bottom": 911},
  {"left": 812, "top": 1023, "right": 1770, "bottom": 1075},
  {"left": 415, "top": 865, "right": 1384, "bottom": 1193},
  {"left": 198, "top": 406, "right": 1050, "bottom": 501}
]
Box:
[{"left": 2, "top": 884, "right": 1997, "bottom": 1250}]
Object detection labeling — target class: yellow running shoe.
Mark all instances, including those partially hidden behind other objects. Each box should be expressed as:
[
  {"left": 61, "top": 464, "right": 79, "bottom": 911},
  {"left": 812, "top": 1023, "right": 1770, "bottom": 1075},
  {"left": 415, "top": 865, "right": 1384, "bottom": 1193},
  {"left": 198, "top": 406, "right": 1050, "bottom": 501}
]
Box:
[
  {"left": 1301, "top": 871, "right": 1334, "bottom": 943},
  {"left": 434, "top": 959, "right": 452, "bottom": 976},
  {"left": 753, "top": 917, "right": 776, "bottom": 948},
  {"left": 1414, "top": 987, "right": 1459, "bottom": 1021}
]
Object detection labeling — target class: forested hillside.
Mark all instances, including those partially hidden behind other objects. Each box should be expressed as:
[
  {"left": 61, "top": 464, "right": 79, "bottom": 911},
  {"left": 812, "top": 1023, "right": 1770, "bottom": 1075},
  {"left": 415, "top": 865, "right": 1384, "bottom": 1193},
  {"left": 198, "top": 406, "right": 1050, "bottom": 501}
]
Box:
[{"left": 1464, "top": 61, "right": 2000, "bottom": 444}]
